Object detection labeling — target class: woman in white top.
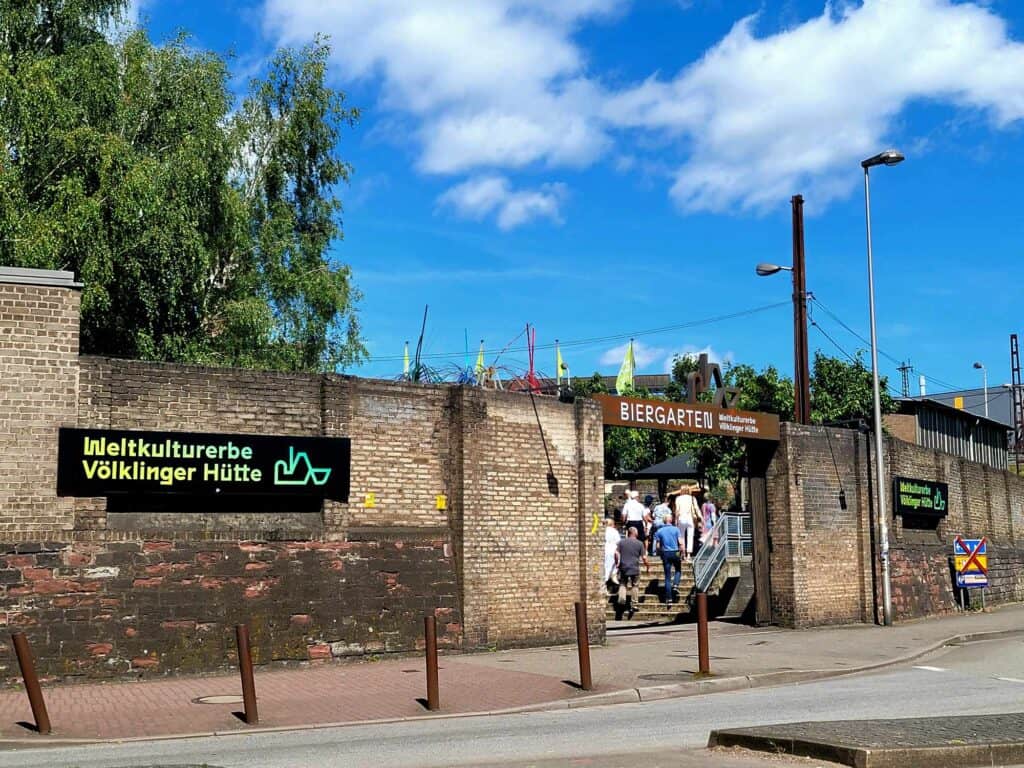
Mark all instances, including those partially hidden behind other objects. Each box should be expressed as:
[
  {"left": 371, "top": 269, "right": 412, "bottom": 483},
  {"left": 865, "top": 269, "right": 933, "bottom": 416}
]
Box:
[
  {"left": 673, "top": 485, "right": 700, "bottom": 560},
  {"left": 603, "top": 516, "right": 621, "bottom": 584}
]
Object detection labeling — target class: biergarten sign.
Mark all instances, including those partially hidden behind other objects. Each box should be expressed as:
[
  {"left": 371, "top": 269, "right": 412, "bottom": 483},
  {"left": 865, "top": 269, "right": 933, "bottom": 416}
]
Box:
[
  {"left": 893, "top": 476, "right": 948, "bottom": 517},
  {"left": 57, "top": 428, "right": 351, "bottom": 501},
  {"left": 593, "top": 394, "right": 780, "bottom": 441}
]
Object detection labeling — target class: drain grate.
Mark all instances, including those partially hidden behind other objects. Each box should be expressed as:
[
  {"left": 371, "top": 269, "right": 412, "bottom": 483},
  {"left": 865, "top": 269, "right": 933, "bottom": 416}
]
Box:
[{"left": 193, "top": 694, "right": 245, "bottom": 705}]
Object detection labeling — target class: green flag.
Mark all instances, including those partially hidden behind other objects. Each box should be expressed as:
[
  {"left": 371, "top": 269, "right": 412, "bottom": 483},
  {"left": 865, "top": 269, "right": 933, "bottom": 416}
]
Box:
[{"left": 615, "top": 339, "right": 635, "bottom": 393}]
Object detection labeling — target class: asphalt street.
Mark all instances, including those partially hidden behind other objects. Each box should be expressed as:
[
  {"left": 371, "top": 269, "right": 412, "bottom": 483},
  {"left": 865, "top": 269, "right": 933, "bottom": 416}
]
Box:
[{"left": 3, "top": 636, "right": 1022, "bottom": 768}]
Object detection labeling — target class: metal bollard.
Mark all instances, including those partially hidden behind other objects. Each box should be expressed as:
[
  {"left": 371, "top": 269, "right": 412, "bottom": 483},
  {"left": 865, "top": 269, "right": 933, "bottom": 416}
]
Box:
[
  {"left": 424, "top": 615, "right": 439, "bottom": 711},
  {"left": 697, "top": 592, "right": 710, "bottom": 675},
  {"left": 235, "top": 624, "right": 259, "bottom": 724},
  {"left": 11, "top": 632, "right": 51, "bottom": 735},
  {"left": 574, "top": 601, "right": 593, "bottom": 691}
]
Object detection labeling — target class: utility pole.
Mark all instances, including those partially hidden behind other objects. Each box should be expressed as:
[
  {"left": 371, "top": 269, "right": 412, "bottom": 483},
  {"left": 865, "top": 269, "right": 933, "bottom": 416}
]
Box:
[{"left": 791, "top": 195, "right": 811, "bottom": 425}]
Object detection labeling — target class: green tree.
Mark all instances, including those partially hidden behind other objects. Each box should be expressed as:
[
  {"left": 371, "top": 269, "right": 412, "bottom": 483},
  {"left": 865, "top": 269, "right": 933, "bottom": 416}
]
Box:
[
  {"left": 669, "top": 357, "right": 794, "bottom": 492},
  {"left": 0, "top": 5, "right": 363, "bottom": 372},
  {"left": 810, "top": 351, "right": 896, "bottom": 426}
]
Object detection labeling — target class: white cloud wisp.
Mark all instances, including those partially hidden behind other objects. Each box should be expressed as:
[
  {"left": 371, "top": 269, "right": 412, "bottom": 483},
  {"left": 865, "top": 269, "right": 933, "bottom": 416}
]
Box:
[{"left": 437, "top": 175, "right": 568, "bottom": 229}]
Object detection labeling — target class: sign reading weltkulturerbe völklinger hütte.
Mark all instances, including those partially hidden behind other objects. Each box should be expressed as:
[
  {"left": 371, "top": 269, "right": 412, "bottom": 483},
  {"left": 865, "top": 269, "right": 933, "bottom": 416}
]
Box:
[
  {"left": 57, "top": 428, "right": 350, "bottom": 501},
  {"left": 893, "top": 476, "right": 948, "bottom": 517}
]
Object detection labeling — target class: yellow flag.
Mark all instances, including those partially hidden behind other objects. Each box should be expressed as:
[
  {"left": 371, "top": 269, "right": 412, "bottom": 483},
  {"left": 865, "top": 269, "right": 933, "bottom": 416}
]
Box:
[
  {"left": 615, "top": 339, "right": 635, "bottom": 393},
  {"left": 556, "top": 342, "right": 567, "bottom": 384},
  {"left": 475, "top": 340, "right": 485, "bottom": 378},
  {"left": 403, "top": 341, "right": 410, "bottom": 377}
]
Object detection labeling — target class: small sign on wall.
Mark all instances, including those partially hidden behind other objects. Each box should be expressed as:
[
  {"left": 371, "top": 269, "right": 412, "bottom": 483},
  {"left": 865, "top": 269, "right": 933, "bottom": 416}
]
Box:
[
  {"left": 436, "top": 494, "right": 447, "bottom": 511},
  {"left": 893, "top": 476, "right": 948, "bottom": 517}
]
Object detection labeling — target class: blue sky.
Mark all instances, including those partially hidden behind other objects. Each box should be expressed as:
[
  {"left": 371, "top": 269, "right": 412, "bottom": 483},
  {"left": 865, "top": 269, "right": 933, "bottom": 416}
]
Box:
[{"left": 135, "top": 0, "right": 1023, "bottom": 394}]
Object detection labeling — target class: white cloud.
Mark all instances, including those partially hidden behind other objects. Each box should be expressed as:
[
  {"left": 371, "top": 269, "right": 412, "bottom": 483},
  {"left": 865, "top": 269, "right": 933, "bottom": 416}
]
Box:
[
  {"left": 437, "top": 175, "right": 568, "bottom": 229},
  {"left": 262, "top": 0, "right": 620, "bottom": 175},
  {"left": 600, "top": 341, "right": 666, "bottom": 369},
  {"left": 263, "top": 0, "right": 1024, "bottom": 220},
  {"left": 603, "top": 0, "right": 1024, "bottom": 212}
]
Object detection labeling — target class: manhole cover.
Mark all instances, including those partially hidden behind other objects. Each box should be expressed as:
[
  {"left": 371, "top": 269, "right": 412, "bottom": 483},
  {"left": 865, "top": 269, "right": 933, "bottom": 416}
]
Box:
[{"left": 194, "top": 695, "right": 245, "bottom": 705}]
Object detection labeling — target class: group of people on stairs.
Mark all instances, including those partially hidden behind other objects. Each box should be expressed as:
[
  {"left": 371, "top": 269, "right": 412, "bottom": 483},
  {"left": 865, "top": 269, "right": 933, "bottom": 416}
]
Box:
[{"left": 603, "top": 486, "right": 720, "bottom": 618}]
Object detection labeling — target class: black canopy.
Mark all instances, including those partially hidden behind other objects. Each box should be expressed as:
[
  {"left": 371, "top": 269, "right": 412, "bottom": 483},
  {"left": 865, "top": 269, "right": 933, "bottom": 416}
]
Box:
[{"left": 623, "top": 453, "right": 699, "bottom": 479}]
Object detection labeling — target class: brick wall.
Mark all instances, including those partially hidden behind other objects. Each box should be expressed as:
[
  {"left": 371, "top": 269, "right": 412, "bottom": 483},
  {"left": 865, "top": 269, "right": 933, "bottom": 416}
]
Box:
[
  {"left": 0, "top": 282, "right": 79, "bottom": 539},
  {"left": 766, "top": 424, "right": 875, "bottom": 628},
  {"left": 770, "top": 423, "right": 1024, "bottom": 627},
  {"left": 459, "top": 390, "right": 604, "bottom": 649},
  {"left": 886, "top": 438, "right": 1024, "bottom": 619},
  {"left": 0, "top": 272, "right": 604, "bottom": 681}
]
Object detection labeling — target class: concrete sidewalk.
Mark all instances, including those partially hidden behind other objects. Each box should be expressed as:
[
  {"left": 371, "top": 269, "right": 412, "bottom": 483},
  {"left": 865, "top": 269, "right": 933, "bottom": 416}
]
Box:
[{"left": 1, "top": 604, "right": 1021, "bottom": 744}]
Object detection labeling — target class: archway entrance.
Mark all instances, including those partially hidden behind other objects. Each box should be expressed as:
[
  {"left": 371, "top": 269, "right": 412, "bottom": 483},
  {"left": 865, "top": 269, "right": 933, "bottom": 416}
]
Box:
[{"left": 594, "top": 391, "right": 780, "bottom": 624}]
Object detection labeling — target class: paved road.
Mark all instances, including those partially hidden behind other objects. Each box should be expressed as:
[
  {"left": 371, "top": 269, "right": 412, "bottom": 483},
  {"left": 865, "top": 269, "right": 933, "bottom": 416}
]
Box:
[{"left": 3, "top": 636, "right": 1022, "bottom": 768}]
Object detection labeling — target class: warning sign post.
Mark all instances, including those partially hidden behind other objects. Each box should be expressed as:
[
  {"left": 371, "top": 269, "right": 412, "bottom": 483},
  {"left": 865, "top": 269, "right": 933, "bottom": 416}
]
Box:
[{"left": 953, "top": 536, "right": 988, "bottom": 611}]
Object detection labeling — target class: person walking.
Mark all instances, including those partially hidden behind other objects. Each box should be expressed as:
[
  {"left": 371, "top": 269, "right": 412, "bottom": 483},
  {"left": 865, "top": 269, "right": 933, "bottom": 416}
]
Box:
[
  {"left": 603, "top": 516, "right": 621, "bottom": 589},
  {"left": 674, "top": 485, "right": 699, "bottom": 560},
  {"left": 652, "top": 512, "right": 683, "bottom": 604},
  {"left": 615, "top": 527, "right": 647, "bottom": 618},
  {"left": 700, "top": 495, "right": 719, "bottom": 547},
  {"left": 620, "top": 490, "right": 647, "bottom": 546}
]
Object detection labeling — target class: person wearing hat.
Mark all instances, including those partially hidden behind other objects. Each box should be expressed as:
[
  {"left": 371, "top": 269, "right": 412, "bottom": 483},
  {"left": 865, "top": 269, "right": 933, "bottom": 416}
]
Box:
[{"left": 620, "top": 490, "right": 647, "bottom": 545}]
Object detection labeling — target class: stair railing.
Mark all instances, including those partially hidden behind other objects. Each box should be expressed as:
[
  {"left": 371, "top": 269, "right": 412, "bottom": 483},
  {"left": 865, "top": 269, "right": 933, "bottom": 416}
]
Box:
[{"left": 692, "top": 513, "right": 731, "bottom": 593}]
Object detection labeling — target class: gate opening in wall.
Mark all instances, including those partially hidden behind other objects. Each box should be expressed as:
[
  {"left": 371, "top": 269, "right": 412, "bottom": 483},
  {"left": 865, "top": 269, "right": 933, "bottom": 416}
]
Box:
[{"left": 592, "top": 368, "right": 780, "bottom": 627}]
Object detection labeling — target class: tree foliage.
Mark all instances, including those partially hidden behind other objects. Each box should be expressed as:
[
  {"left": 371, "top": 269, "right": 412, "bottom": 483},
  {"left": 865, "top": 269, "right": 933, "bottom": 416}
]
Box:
[
  {"left": 810, "top": 350, "right": 896, "bottom": 426},
  {"left": 575, "top": 350, "right": 890, "bottom": 495},
  {"left": 0, "top": 3, "right": 363, "bottom": 371}
]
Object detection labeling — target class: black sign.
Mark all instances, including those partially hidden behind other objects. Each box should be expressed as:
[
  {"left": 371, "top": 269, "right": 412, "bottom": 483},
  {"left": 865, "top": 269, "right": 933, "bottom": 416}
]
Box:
[
  {"left": 893, "top": 476, "right": 948, "bottom": 517},
  {"left": 57, "top": 428, "right": 350, "bottom": 502}
]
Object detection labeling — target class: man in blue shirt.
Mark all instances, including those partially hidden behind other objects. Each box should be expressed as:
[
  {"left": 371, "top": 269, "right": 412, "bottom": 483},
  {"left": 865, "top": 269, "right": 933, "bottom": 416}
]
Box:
[{"left": 653, "top": 513, "right": 683, "bottom": 604}]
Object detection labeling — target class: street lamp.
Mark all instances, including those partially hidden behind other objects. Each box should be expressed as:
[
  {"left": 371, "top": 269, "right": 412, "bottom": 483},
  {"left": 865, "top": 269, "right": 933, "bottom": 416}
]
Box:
[
  {"left": 754, "top": 195, "right": 811, "bottom": 425},
  {"left": 973, "top": 362, "right": 988, "bottom": 418},
  {"left": 862, "top": 148, "right": 904, "bottom": 628}
]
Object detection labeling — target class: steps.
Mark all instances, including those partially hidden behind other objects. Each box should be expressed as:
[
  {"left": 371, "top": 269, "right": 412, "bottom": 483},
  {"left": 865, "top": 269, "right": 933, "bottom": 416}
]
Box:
[
  {"left": 605, "top": 559, "right": 745, "bottom": 623},
  {"left": 605, "top": 561, "right": 697, "bottom": 622}
]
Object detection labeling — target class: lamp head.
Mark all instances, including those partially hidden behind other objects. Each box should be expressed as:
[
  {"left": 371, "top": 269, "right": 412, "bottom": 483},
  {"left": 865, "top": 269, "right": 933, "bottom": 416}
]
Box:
[
  {"left": 756, "top": 263, "right": 790, "bottom": 276},
  {"left": 862, "top": 149, "right": 905, "bottom": 169},
  {"left": 973, "top": 362, "right": 985, "bottom": 370}
]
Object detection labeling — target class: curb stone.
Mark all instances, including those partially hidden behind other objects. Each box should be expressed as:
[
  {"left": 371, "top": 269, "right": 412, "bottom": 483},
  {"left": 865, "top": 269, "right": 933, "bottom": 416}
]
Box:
[{"left": 0, "top": 626, "right": 1021, "bottom": 749}]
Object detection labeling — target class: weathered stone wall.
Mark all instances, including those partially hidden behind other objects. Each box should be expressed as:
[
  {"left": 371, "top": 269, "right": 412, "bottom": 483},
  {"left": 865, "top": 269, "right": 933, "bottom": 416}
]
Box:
[
  {"left": 770, "top": 423, "right": 1024, "bottom": 627},
  {"left": 0, "top": 272, "right": 603, "bottom": 681}
]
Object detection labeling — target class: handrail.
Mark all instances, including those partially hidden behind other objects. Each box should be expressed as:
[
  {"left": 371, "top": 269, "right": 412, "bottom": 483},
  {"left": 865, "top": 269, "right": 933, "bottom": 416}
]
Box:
[{"left": 692, "top": 512, "right": 730, "bottom": 593}]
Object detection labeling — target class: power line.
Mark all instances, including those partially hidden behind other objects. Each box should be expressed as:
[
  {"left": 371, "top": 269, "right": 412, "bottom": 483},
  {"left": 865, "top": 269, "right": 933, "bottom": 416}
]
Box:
[
  {"left": 809, "top": 296, "right": 969, "bottom": 393},
  {"left": 809, "top": 317, "right": 904, "bottom": 399},
  {"left": 365, "top": 300, "right": 791, "bottom": 363}
]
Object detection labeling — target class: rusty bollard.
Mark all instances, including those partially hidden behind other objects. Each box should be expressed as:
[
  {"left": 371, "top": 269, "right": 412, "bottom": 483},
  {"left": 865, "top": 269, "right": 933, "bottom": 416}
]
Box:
[
  {"left": 235, "top": 624, "right": 259, "bottom": 724},
  {"left": 11, "top": 632, "right": 51, "bottom": 735},
  {"left": 424, "top": 615, "right": 440, "bottom": 711},
  {"left": 574, "top": 601, "right": 593, "bottom": 691},
  {"left": 697, "top": 592, "right": 711, "bottom": 675}
]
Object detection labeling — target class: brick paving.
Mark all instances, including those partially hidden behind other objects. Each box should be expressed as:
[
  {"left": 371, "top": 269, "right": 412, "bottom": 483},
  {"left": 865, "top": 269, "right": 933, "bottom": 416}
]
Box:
[
  {"left": 713, "top": 713, "right": 1024, "bottom": 749},
  {"left": 0, "top": 655, "right": 590, "bottom": 741}
]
